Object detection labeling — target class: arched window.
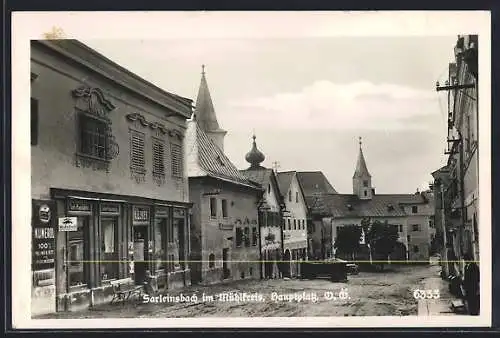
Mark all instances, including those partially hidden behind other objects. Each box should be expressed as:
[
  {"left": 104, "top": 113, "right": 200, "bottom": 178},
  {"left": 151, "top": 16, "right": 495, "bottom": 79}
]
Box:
[{"left": 208, "top": 253, "right": 215, "bottom": 268}]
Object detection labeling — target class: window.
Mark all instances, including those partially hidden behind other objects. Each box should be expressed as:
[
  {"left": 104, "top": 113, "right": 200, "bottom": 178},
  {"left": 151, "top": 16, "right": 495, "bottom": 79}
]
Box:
[
  {"left": 100, "top": 218, "right": 119, "bottom": 281},
  {"left": 156, "top": 217, "right": 168, "bottom": 270},
  {"left": 244, "top": 227, "right": 250, "bottom": 247},
  {"left": 363, "top": 180, "right": 368, "bottom": 187},
  {"left": 68, "top": 217, "right": 89, "bottom": 288},
  {"left": 152, "top": 137, "right": 166, "bottom": 183},
  {"left": 363, "top": 190, "right": 367, "bottom": 197},
  {"left": 130, "top": 129, "right": 146, "bottom": 175},
  {"left": 236, "top": 228, "right": 243, "bottom": 247},
  {"left": 31, "top": 98, "right": 38, "bottom": 146},
  {"left": 296, "top": 192, "right": 299, "bottom": 203},
  {"left": 287, "top": 219, "right": 291, "bottom": 230},
  {"left": 398, "top": 225, "right": 403, "bottom": 233},
  {"left": 268, "top": 184, "right": 271, "bottom": 194},
  {"left": 171, "top": 143, "right": 183, "bottom": 177},
  {"left": 289, "top": 191, "right": 292, "bottom": 202},
  {"left": 412, "top": 206, "right": 418, "bottom": 213},
  {"left": 249, "top": 267, "right": 253, "bottom": 276},
  {"left": 208, "top": 253, "right": 215, "bottom": 268},
  {"left": 413, "top": 245, "right": 419, "bottom": 253},
  {"left": 80, "top": 113, "right": 108, "bottom": 159},
  {"left": 210, "top": 198, "right": 217, "bottom": 218},
  {"left": 407, "top": 235, "right": 411, "bottom": 243},
  {"left": 294, "top": 219, "right": 297, "bottom": 230},
  {"left": 252, "top": 227, "right": 257, "bottom": 246},
  {"left": 412, "top": 224, "right": 420, "bottom": 232},
  {"left": 222, "top": 199, "right": 228, "bottom": 218}
]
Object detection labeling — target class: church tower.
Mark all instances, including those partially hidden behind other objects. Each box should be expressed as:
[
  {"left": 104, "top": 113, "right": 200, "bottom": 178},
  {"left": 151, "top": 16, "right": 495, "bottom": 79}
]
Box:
[
  {"left": 193, "top": 65, "right": 227, "bottom": 151},
  {"left": 353, "top": 137, "right": 373, "bottom": 200},
  {"left": 245, "top": 134, "right": 266, "bottom": 170}
]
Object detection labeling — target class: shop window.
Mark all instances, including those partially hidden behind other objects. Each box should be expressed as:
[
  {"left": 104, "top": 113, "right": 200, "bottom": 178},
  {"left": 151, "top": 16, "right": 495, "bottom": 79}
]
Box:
[
  {"left": 68, "top": 217, "right": 89, "bottom": 289},
  {"left": 412, "top": 206, "right": 418, "bottom": 213},
  {"left": 156, "top": 218, "right": 168, "bottom": 270},
  {"left": 210, "top": 198, "right": 217, "bottom": 218},
  {"left": 236, "top": 227, "right": 243, "bottom": 247},
  {"left": 222, "top": 199, "right": 228, "bottom": 218},
  {"left": 31, "top": 98, "right": 38, "bottom": 146},
  {"left": 100, "top": 218, "right": 119, "bottom": 282},
  {"left": 130, "top": 129, "right": 146, "bottom": 179},
  {"left": 252, "top": 227, "right": 257, "bottom": 246},
  {"left": 244, "top": 227, "right": 250, "bottom": 247},
  {"left": 171, "top": 143, "right": 183, "bottom": 178},
  {"left": 152, "top": 137, "right": 166, "bottom": 185},
  {"left": 208, "top": 253, "right": 215, "bottom": 268}
]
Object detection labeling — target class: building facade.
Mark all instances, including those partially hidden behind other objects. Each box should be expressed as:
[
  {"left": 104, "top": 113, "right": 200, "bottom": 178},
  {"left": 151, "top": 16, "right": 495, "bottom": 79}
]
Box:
[
  {"left": 310, "top": 140, "right": 434, "bottom": 264},
  {"left": 277, "top": 171, "right": 309, "bottom": 277},
  {"left": 434, "top": 35, "right": 479, "bottom": 282},
  {"left": 31, "top": 40, "right": 193, "bottom": 315},
  {"left": 241, "top": 135, "right": 286, "bottom": 279},
  {"left": 186, "top": 68, "right": 262, "bottom": 285}
]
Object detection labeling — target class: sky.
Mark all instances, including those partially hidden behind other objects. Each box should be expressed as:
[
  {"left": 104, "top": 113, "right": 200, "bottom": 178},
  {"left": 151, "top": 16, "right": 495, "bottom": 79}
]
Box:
[{"left": 83, "top": 36, "right": 457, "bottom": 194}]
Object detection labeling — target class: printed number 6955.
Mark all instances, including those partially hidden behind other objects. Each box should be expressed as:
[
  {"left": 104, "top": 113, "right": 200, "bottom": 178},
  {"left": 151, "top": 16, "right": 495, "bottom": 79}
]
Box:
[{"left": 413, "top": 289, "right": 440, "bottom": 299}]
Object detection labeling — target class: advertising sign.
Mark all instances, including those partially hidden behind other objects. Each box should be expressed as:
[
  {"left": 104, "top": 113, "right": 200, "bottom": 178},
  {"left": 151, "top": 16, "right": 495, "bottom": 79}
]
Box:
[
  {"left": 58, "top": 217, "right": 78, "bottom": 231},
  {"left": 32, "top": 200, "right": 56, "bottom": 271}
]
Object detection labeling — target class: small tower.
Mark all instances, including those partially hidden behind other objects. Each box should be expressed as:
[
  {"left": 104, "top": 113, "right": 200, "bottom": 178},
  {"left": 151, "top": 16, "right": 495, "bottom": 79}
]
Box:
[
  {"left": 245, "top": 134, "right": 266, "bottom": 170},
  {"left": 353, "top": 137, "right": 373, "bottom": 200},
  {"left": 194, "top": 65, "right": 227, "bottom": 151}
]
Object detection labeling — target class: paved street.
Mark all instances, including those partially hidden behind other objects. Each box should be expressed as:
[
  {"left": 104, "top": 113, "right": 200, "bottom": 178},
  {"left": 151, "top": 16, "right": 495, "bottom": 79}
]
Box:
[{"left": 36, "top": 261, "right": 453, "bottom": 318}]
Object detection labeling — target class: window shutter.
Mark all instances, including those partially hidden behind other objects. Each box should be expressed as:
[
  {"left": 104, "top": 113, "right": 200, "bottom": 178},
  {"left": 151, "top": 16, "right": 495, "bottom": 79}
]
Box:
[
  {"left": 152, "top": 138, "right": 165, "bottom": 177},
  {"left": 171, "top": 143, "right": 183, "bottom": 177},
  {"left": 130, "top": 130, "right": 145, "bottom": 172}
]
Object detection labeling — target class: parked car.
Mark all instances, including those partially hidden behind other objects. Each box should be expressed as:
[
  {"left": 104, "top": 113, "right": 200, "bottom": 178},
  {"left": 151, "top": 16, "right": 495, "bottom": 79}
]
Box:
[{"left": 300, "top": 258, "right": 348, "bottom": 282}]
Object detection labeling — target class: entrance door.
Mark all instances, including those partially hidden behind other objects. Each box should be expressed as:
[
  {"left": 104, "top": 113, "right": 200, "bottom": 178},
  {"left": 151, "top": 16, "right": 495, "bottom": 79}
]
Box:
[
  {"left": 177, "top": 219, "right": 185, "bottom": 269},
  {"left": 222, "top": 248, "right": 230, "bottom": 279},
  {"left": 133, "top": 226, "right": 148, "bottom": 284},
  {"left": 101, "top": 217, "right": 119, "bottom": 281}
]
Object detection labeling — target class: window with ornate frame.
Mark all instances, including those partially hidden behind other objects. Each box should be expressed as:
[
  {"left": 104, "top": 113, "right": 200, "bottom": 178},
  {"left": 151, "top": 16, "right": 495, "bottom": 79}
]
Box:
[
  {"left": 171, "top": 143, "right": 183, "bottom": 178},
  {"left": 152, "top": 136, "right": 166, "bottom": 185},
  {"left": 130, "top": 129, "right": 146, "bottom": 182},
  {"left": 72, "top": 87, "right": 119, "bottom": 172}
]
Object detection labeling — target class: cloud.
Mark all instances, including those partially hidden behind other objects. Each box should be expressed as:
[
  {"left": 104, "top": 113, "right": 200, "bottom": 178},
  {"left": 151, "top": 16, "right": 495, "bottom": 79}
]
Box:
[{"left": 224, "top": 80, "right": 440, "bottom": 131}]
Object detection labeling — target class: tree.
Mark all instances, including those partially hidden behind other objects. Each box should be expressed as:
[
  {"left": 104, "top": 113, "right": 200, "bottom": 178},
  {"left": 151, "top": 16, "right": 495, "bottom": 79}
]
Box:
[
  {"left": 334, "top": 225, "right": 362, "bottom": 260},
  {"left": 363, "top": 219, "right": 399, "bottom": 271}
]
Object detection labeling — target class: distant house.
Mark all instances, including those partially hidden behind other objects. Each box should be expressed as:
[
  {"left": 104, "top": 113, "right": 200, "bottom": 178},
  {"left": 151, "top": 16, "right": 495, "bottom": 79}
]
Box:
[
  {"left": 310, "top": 139, "right": 435, "bottom": 263},
  {"left": 240, "top": 135, "right": 287, "bottom": 279},
  {"left": 277, "top": 171, "right": 309, "bottom": 277},
  {"left": 296, "top": 171, "right": 338, "bottom": 260},
  {"left": 186, "top": 67, "right": 262, "bottom": 285}
]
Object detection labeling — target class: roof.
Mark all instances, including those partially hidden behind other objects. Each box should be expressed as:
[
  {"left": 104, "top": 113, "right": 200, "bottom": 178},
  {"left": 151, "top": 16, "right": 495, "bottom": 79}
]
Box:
[
  {"left": 194, "top": 67, "right": 225, "bottom": 133},
  {"left": 32, "top": 40, "right": 193, "bottom": 119},
  {"left": 311, "top": 193, "right": 429, "bottom": 218},
  {"left": 276, "top": 171, "right": 295, "bottom": 194},
  {"left": 296, "top": 171, "right": 338, "bottom": 196},
  {"left": 353, "top": 145, "right": 371, "bottom": 178},
  {"left": 240, "top": 167, "right": 274, "bottom": 188},
  {"left": 186, "top": 120, "right": 260, "bottom": 189}
]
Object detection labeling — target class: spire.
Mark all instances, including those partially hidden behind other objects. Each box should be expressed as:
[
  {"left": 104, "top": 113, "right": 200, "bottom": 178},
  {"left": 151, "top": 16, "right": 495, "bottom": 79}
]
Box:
[
  {"left": 353, "top": 137, "right": 371, "bottom": 178},
  {"left": 245, "top": 133, "right": 266, "bottom": 169},
  {"left": 194, "top": 65, "right": 223, "bottom": 133}
]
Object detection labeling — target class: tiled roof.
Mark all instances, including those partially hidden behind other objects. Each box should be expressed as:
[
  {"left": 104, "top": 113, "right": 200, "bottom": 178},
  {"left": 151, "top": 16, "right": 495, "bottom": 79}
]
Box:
[
  {"left": 276, "top": 171, "right": 295, "bottom": 194},
  {"left": 311, "top": 193, "right": 429, "bottom": 218},
  {"left": 194, "top": 68, "right": 224, "bottom": 133},
  {"left": 296, "top": 171, "right": 338, "bottom": 196},
  {"left": 186, "top": 121, "right": 260, "bottom": 189},
  {"left": 240, "top": 167, "right": 273, "bottom": 188}
]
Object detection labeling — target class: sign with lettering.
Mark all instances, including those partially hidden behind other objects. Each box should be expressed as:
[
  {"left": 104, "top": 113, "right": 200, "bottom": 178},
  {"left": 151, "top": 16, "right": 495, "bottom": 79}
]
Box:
[
  {"left": 32, "top": 200, "right": 56, "bottom": 271},
  {"left": 173, "top": 208, "right": 185, "bottom": 218},
  {"left": 155, "top": 207, "right": 169, "bottom": 218},
  {"left": 58, "top": 217, "right": 78, "bottom": 231},
  {"left": 68, "top": 199, "right": 91, "bottom": 213},
  {"left": 133, "top": 206, "right": 150, "bottom": 224},
  {"left": 101, "top": 203, "right": 120, "bottom": 214}
]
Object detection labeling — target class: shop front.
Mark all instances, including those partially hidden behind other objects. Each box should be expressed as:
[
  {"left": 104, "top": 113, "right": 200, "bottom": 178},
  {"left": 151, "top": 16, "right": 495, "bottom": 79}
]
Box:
[{"left": 42, "top": 188, "right": 191, "bottom": 312}]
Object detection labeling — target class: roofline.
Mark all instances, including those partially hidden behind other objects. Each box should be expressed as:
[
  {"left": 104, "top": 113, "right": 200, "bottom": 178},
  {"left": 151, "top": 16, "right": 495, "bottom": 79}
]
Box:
[
  {"left": 32, "top": 40, "right": 193, "bottom": 119},
  {"left": 190, "top": 174, "right": 263, "bottom": 191}
]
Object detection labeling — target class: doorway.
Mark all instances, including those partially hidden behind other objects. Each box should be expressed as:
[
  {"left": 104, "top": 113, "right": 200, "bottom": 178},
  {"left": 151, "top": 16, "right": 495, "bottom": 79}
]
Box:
[
  {"left": 101, "top": 217, "right": 119, "bottom": 281},
  {"left": 133, "top": 225, "right": 148, "bottom": 285},
  {"left": 222, "top": 248, "right": 230, "bottom": 279}
]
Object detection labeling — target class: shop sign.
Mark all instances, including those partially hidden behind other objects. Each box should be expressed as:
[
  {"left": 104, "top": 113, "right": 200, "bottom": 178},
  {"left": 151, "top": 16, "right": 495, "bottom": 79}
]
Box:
[
  {"left": 68, "top": 199, "right": 91, "bottom": 212},
  {"left": 58, "top": 217, "right": 78, "bottom": 231},
  {"left": 155, "top": 207, "right": 169, "bottom": 218},
  {"left": 32, "top": 200, "right": 56, "bottom": 271},
  {"left": 133, "top": 206, "right": 150, "bottom": 223},
  {"left": 101, "top": 203, "right": 120, "bottom": 214},
  {"left": 173, "top": 208, "right": 185, "bottom": 218}
]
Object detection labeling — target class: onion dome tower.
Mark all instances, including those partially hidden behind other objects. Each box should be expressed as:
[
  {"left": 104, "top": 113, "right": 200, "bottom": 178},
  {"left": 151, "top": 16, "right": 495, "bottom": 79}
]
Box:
[{"left": 245, "top": 134, "right": 266, "bottom": 169}]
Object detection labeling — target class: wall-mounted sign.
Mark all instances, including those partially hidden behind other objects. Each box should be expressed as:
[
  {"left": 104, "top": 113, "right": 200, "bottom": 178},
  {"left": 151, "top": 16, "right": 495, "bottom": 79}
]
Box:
[
  {"left": 58, "top": 217, "right": 78, "bottom": 231},
  {"left": 32, "top": 200, "right": 56, "bottom": 271},
  {"left": 68, "top": 199, "right": 91, "bottom": 213},
  {"left": 101, "top": 203, "right": 120, "bottom": 214},
  {"left": 173, "top": 208, "right": 185, "bottom": 218},
  {"left": 155, "top": 207, "right": 169, "bottom": 218},
  {"left": 133, "top": 206, "right": 150, "bottom": 224}
]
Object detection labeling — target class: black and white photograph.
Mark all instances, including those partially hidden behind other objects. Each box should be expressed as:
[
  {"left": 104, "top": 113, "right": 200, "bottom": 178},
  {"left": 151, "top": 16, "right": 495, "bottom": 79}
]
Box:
[{"left": 11, "top": 11, "right": 491, "bottom": 328}]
